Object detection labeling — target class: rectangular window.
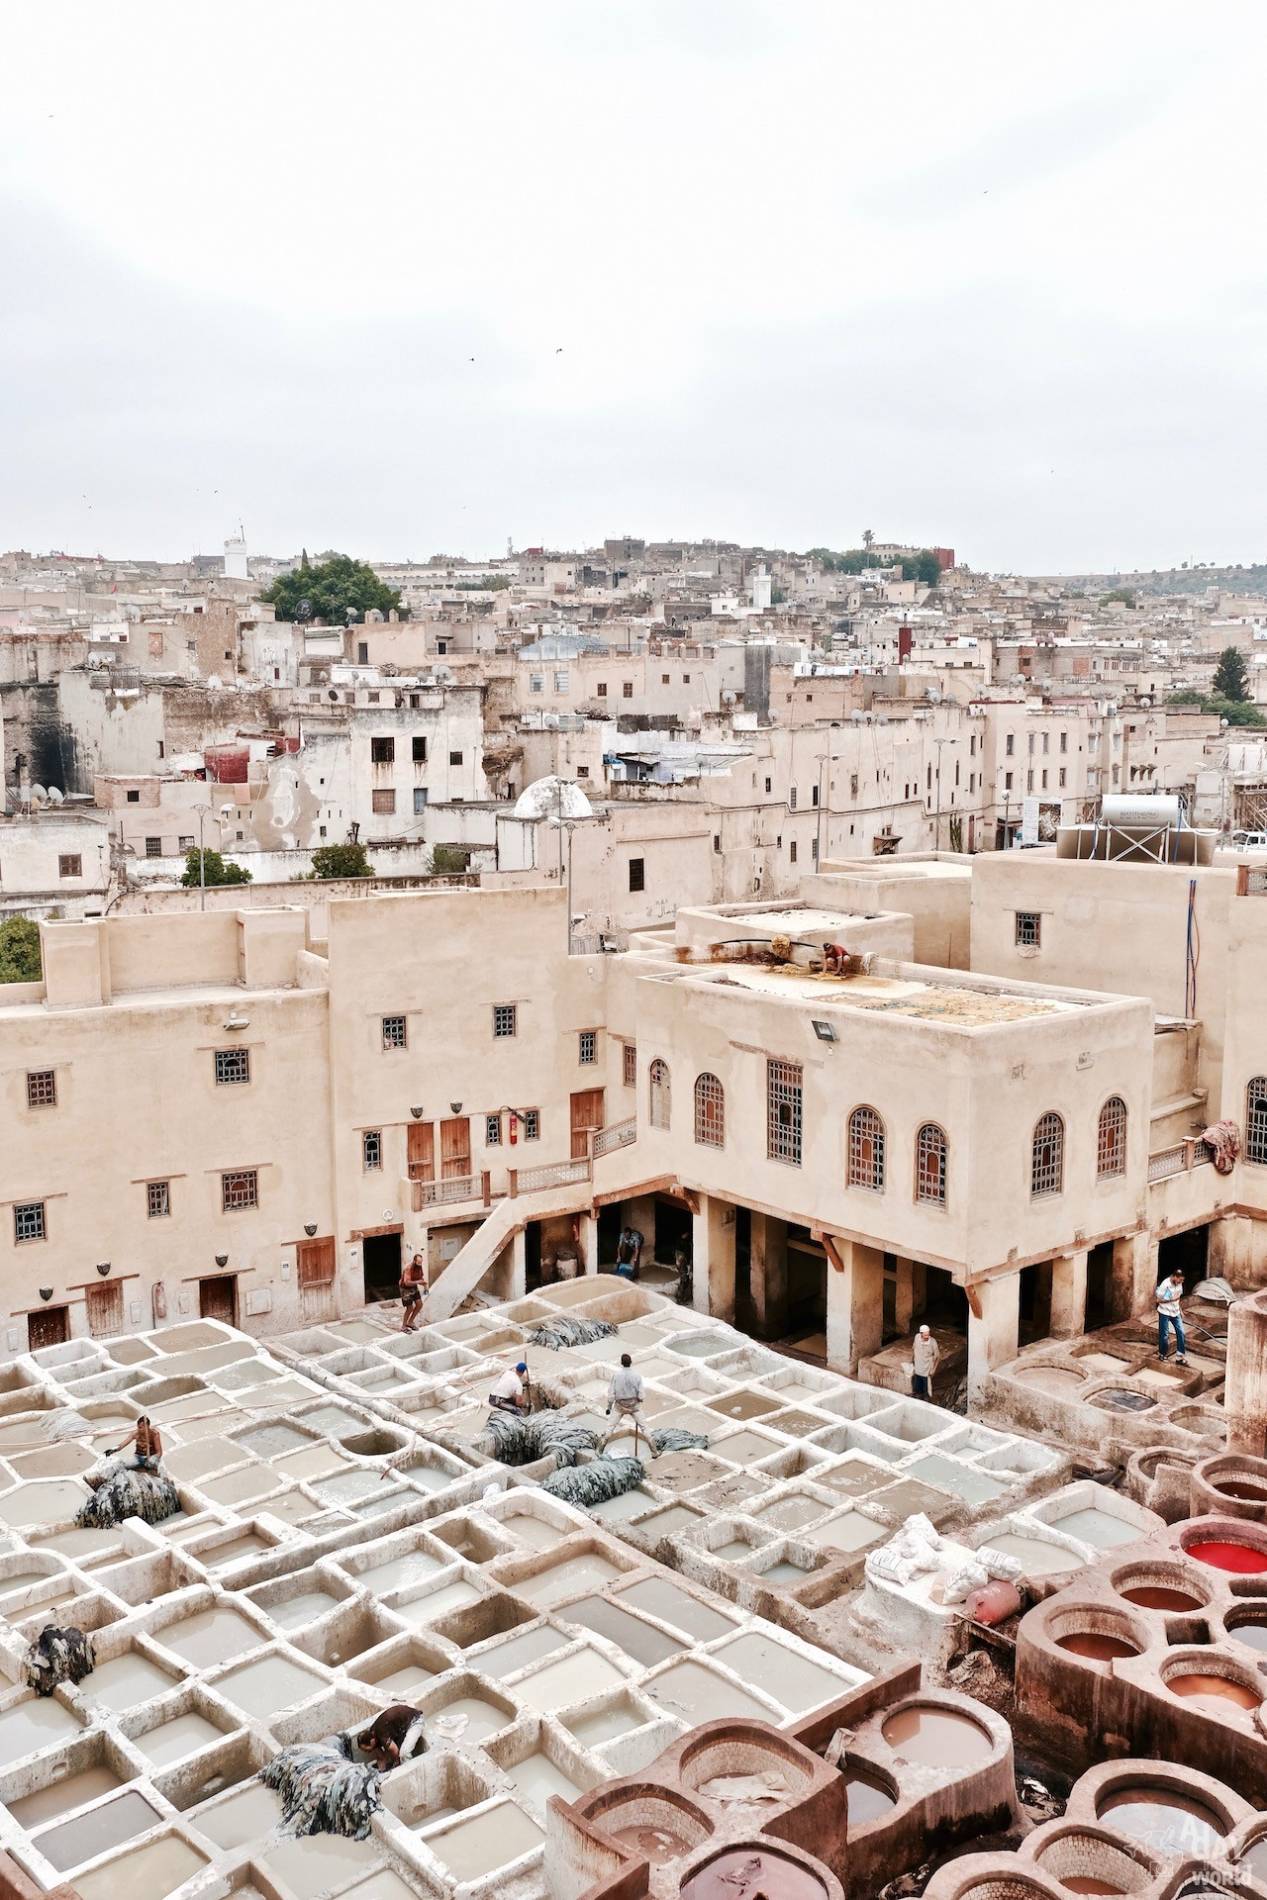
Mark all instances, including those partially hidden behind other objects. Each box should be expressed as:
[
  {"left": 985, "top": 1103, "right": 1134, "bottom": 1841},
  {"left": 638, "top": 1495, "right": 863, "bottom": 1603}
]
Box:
[
  {"left": 530, "top": 674, "right": 544, "bottom": 693},
  {"left": 554, "top": 670, "right": 568, "bottom": 691},
  {"left": 448, "top": 750, "right": 463, "bottom": 766},
  {"left": 14, "top": 1201, "right": 46, "bottom": 1243},
  {"left": 1041, "top": 769, "right": 1048, "bottom": 790},
  {"left": 412, "top": 736, "right": 427, "bottom": 762},
  {"left": 221, "top": 1169, "right": 258, "bottom": 1211},
  {"left": 26, "top": 1071, "right": 56, "bottom": 1109},
  {"left": 1059, "top": 768, "right": 1067, "bottom": 788},
  {"left": 1004, "top": 772, "right": 1013, "bottom": 791},
  {"left": 1060, "top": 731, "right": 1068, "bottom": 753},
  {"left": 413, "top": 787, "right": 428, "bottom": 815},
  {"left": 147, "top": 1180, "right": 170, "bottom": 1219},
  {"left": 713, "top": 833, "right": 721, "bottom": 853},
  {"left": 1005, "top": 734, "right": 1014, "bottom": 757},
  {"left": 811, "top": 784, "right": 819, "bottom": 806},
  {"left": 764, "top": 777, "right": 772, "bottom": 794},
  {"left": 59, "top": 856, "right": 81, "bottom": 879},
  {"left": 126, "top": 788, "right": 140, "bottom": 803},
  {"left": 486, "top": 1113, "right": 502, "bottom": 1145},
  {"left": 521, "top": 1108, "right": 540, "bottom": 1140},
  {"left": 579, "top": 1030, "right": 597, "bottom": 1064},
  {"left": 1042, "top": 732, "right": 1050, "bottom": 754},
  {"left": 1015, "top": 911, "right": 1042, "bottom": 948},
  {"left": 371, "top": 736, "right": 395, "bottom": 763},
  {"left": 214, "top": 1048, "right": 251, "bottom": 1086},
  {"left": 789, "top": 786, "right": 797, "bottom": 810},
  {"left": 628, "top": 858, "right": 645, "bottom": 893},
  {"left": 363, "top": 1129, "right": 382, "bottom": 1170},
  {"left": 661, "top": 673, "right": 670, "bottom": 685},
  {"left": 622, "top": 680, "right": 633, "bottom": 698},
  {"left": 145, "top": 837, "right": 162, "bottom": 858},
  {"left": 371, "top": 788, "right": 396, "bottom": 814},
  {"left": 577, "top": 765, "right": 590, "bottom": 778},
  {"left": 767, "top": 1059, "right": 803, "bottom": 1166},
  {"left": 789, "top": 840, "right": 798, "bottom": 863},
  {"left": 382, "top": 1015, "right": 407, "bottom": 1050},
  {"left": 1027, "top": 770, "right": 1034, "bottom": 792},
  {"left": 596, "top": 682, "right": 608, "bottom": 697},
  {"left": 851, "top": 773, "right": 859, "bottom": 797},
  {"left": 493, "top": 1002, "right": 517, "bottom": 1038},
  {"left": 623, "top": 1042, "right": 637, "bottom": 1088},
  {"left": 178, "top": 835, "right": 194, "bottom": 850}
]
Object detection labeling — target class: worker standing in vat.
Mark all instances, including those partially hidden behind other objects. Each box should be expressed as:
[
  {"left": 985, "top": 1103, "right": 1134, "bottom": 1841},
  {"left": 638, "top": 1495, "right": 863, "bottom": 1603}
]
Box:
[
  {"left": 910, "top": 1325, "right": 940, "bottom": 1402},
  {"left": 399, "top": 1251, "right": 428, "bottom": 1334},
  {"left": 602, "top": 1352, "right": 659, "bottom": 1460},
  {"left": 108, "top": 1415, "right": 163, "bottom": 1472},
  {"left": 489, "top": 1360, "right": 532, "bottom": 1414},
  {"left": 1156, "top": 1271, "right": 1189, "bottom": 1365}
]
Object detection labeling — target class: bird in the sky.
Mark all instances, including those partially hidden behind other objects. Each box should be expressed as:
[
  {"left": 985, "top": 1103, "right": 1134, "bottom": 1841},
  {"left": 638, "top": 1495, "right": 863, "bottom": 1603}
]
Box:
[{"left": 555, "top": 347, "right": 563, "bottom": 353}]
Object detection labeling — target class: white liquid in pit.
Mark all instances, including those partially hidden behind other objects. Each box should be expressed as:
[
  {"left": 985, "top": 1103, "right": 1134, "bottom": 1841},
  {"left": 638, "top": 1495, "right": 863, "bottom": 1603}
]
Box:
[
  {"left": 317, "top": 1470, "right": 383, "bottom": 1504},
  {"left": 216, "top": 1653, "right": 327, "bottom": 1718},
  {"left": 135, "top": 1711, "right": 226, "bottom": 1767},
  {"left": 713, "top": 1539, "right": 759, "bottom": 1561},
  {"left": 430, "top": 1695, "right": 511, "bottom": 1743},
  {"left": 0, "top": 1480, "right": 87, "bottom": 1528},
  {"left": 637, "top": 1506, "right": 704, "bottom": 1538},
  {"left": 1049, "top": 1508, "right": 1139, "bottom": 1549},
  {"left": 393, "top": 1579, "right": 481, "bottom": 1625},
  {"left": 84, "top": 1653, "right": 176, "bottom": 1711},
  {"left": 274, "top": 1445, "right": 347, "bottom": 1481},
  {"left": 475, "top": 1624, "right": 568, "bottom": 1679},
  {"left": 567, "top": 1702, "right": 643, "bottom": 1745},
  {"left": 206, "top": 1533, "right": 272, "bottom": 1569},
  {"left": 985, "top": 1533, "right": 1080, "bottom": 1577},
  {"left": 361, "top": 1664, "right": 435, "bottom": 1699},
  {"left": 192, "top": 1779, "right": 280, "bottom": 1850},
  {"left": 513, "top": 1554, "right": 624, "bottom": 1607},
  {"left": 646, "top": 1659, "right": 774, "bottom": 1725},
  {"left": 807, "top": 1511, "right": 887, "bottom": 1554},
  {"left": 234, "top": 1424, "right": 314, "bottom": 1459},
  {"left": 340, "top": 1871, "right": 431, "bottom": 1900},
  {"left": 761, "top": 1560, "right": 814, "bottom": 1584},
  {"left": 426, "top": 1800, "right": 544, "bottom": 1881},
  {"left": 514, "top": 1646, "right": 627, "bottom": 1713},
  {"left": 499, "top": 1513, "right": 565, "bottom": 1551},
  {"left": 404, "top": 1463, "right": 456, "bottom": 1493},
  {"left": 505, "top": 1751, "right": 580, "bottom": 1818},
  {"left": 617, "top": 1578, "right": 737, "bottom": 1642},
  {"left": 159, "top": 1606, "right": 262, "bottom": 1668},
  {"left": 198, "top": 1467, "right": 281, "bottom": 1507},
  {"left": 712, "top": 1632, "right": 844, "bottom": 1715},
  {"left": 268, "top": 1590, "right": 341, "bottom": 1631},
  {"left": 299, "top": 1406, "right": 365, "bottom": 1436},
  {"left": 0, "top": 1698, "right": 81, "bottom": 1764},
  {"left": 34, "top": 1789, "right": 161, "bottom": 1872},
  {"left": 35, "top": 1528, "right": 121, "bottom": 1563},
  {"left": 72, "top": 1834, "right": 208, "bottom": 1900},
  {"left": 8, "top": 1763, "right": 125, "bottom": 1829},
  {"left": 261, "top": 1829, "right": 381, "bottom": 1895}
]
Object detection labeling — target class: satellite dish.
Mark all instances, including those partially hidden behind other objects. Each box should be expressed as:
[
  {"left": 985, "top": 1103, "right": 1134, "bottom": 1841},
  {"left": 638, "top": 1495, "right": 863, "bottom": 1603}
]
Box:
[
  {"left": 46, "top": 786, "right": 64, "bottom": 804},
  {"left": 29, "top": 785, "right": 47, "bottom": 805},
  {"left": 512, "top": 775, "right": 594, "bottom": 823}
]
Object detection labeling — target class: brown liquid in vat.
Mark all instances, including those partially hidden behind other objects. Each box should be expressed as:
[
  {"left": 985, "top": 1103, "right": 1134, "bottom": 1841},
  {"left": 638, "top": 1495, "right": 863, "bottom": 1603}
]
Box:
[
  {"left": 1057, "top": 1631, "right": 1138, "bottom": 1664},
  {"left": 1167, "top": 1671, "right": 1259, "bottom": 1711},
  {"left": 881, "top": 1706, "right": 989, "bottom": 1766},
  {"left": 1217, "top": 1479, "right": 1267, "bottom": 1502},
  {"left": 1121, "top": 1585, "right": 1200, "bottom": 1612}
]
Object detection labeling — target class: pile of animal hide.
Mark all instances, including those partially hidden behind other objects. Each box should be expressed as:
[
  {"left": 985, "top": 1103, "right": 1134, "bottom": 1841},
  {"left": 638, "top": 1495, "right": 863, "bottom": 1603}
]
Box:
[
  {"left": 527, "top": 1316, "right": 616, "bottom": 1351},
  {"left": 261, "top": 1735, "right": 382, "bottom": 1839},
  {"left": 479, "top": 1412, "right": 597, "bottom": 1468},
  {"left": 649, "top": 1427, "right": 709, "bottom": 1454},
  {"left": 76, "top": 1457, "right": 181, "bottom": 1529},
  {"left": 542, "top": 1454, "right": 645, "bottom": 1507},
  {"left": 24, "top": 1625, "right": 94, "bottom": 1696}
]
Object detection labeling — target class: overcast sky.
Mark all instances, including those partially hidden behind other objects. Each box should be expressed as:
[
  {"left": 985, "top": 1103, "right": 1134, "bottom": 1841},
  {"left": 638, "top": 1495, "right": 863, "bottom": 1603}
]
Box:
[{"left": 4, "top": 1, "right": 1265, "bottom": 572}]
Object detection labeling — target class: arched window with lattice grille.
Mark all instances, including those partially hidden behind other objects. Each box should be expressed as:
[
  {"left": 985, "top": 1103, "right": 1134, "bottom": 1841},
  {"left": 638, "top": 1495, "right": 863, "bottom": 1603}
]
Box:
[
  {"left": 1248, "top": 1077, "right": 1267, "bottom": 1166},
  {"left": 915, "top": 1122, "right": 948, "bottom": 1206},
  {"left": 1097, "top": 1097, "right": 1127, "bottom": 1178},
  {"left": 694, "top": 1073, "right": 724, "bottom": 1148},
  {"left": 1031, "top": 1111, "right": 1064, "bottom": 1197},
  {"left": 847, "top": 1105, "right": 886, "bottom": 1191},
  {"left": 649, "top": 1059, "right": 671, "bottom": 1131}
]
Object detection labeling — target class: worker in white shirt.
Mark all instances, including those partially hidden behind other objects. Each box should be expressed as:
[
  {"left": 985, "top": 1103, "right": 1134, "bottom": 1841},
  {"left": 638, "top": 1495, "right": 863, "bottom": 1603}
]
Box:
[
  {"left": 489, "top": 1360, "right": 531, "bottom": 1414},
  {"left": 601, "top": 1352, "right": 658, "bottom": 1460},
  {"left": 911, "top": 1324, "right": 940, "bottom": 1402},
  {"left": 1155, "top": 1272, "right": 1188, "bottom": 1365}
]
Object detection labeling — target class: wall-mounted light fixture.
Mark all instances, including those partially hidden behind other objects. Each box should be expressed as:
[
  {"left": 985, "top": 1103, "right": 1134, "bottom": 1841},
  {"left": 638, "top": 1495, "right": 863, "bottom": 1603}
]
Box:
[
  {"left": 214, "top": 1253, "right": 228, "bottom": 1268},
  {"left": 95, "top": 1262, "right": 112, "bottom": 1277},
  {"left": 811, "top": 1020, "right": 837, "bottom": 1043},
  {"left": 449, "top": 1101, "right": 463, "bottom": 1115},
  {"left": 38, "top": 1288, "right": 53, "bottom": 1303},
  {"left": 409, "top": 1106, "right": 425, "bottom": 1120},
  {"left": 223, "top": 1016, "right": 250, "bottom": 1032},
  {"left": 303, "top": 1223, "right": 318, "bottom": 1238}
]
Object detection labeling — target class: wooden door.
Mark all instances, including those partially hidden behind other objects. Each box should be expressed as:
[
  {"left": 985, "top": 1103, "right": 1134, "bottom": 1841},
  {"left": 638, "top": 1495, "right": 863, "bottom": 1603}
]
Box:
[
  {"left": 440, "top": 1117, "right": 471, "bottom": 1180},
  {"left": 407, "top": 1123, "right": 435, "bottom": 1181},
  {"left": 570, "top": 1087, "right": 605, "bottom": 1160},
  {"left": 297, "top": 1237, "right": 336, "bottom": 1323},
  {"left": 27, "top": 1307, "right": 69, "bottom": 1351},
  {"left": 86, "top": 1282, "right": 124, "bottom": 1339},
  {"left": 199, "top": 1275, "right": 238, "bottom": 1325}
]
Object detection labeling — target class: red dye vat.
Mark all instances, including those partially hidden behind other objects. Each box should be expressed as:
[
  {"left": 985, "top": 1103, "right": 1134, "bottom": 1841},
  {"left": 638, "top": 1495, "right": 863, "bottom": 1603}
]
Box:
[{"left": 1188, "top": 1540, "right": 1267, "bottom": 1573}]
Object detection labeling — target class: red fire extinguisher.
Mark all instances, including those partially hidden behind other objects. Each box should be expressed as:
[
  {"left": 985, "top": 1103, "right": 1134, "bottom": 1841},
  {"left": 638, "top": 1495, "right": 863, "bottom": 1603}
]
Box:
[{"left": 508, "top": 1109, "right": 518, "bottom": 1146}]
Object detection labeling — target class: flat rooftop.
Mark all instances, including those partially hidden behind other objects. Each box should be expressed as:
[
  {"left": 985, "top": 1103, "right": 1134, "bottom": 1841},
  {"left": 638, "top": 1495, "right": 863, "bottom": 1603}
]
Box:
[
  {"left": 720, "top": 907, "right": 884, "bottom": 935},
  {"left": 683, "top": 962, "right": 1076, "bottom": 1024}
]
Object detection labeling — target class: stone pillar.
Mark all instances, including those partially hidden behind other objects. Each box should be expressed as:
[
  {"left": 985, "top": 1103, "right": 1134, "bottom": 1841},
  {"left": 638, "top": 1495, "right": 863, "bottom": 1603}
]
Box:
[
  {"left": 508, "top": 1228, "right": 528, "bottom": 1302},
  {"left": 893, "top": 1256, "right": 916, "bottom": 1336},
  {"left": 967, "top": 1274, "right": 1020, "bottom": 1404},
  {"left": 751, "top": 1212, "right": 788, "bottom": 1339},
  {"left": 1110, "top": 1231, "right": 1157, "bottom": 1322},
  {"left": 1227, "top": 1288, "right": 1267, "bottom": 1458},
  {"left": 825, "top": 1239, "right": 885, "bottom": 1374},
  {"left": 576, "top": 1210, "right": 599, "bottom": 1276},
  {"left": 693, "top": 1195, "right": 735, "bottom": 1322},
  {"left": 1049, "top": 1250, "right": 1089, "bottom": 1339}
]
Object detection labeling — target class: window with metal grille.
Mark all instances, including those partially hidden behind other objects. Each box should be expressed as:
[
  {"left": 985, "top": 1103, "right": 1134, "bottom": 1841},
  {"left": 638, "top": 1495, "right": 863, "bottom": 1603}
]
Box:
[
  {"left": 915, "top": 1122, "right": 948, "bottom": 1206},
  {"left": 147, "top": 1180, "right": 170, "bottom": 1219},
  {"left": 628, "top": 858, "right": 645, "bottom": 893},
  {"left": 493, "top": 1003, "right": 517, "bottom": 1038},
  {"left": 1247, "top": 1077, "right": 1267, "bottom": 1165},
  {"left": 59, "top": 856, "right": 81, "bottom": 878},
  {"left": 371, "top": 736, "right": 395, "bottom": 763},
  {"left": 145, "top": 837, "right": 162, "bottom": 858},
  {"left": 1015, "top": 911, "right": 1041, "bottom": 948},
  {"left": 26, "top": 1071, "right": 56, "bottom": 1109},
  {"left": 178, "top": 835, "right": 194, "bottom": 850},
  {"left": 382, "top": 1015, "right": 407, "bottom": 1050},
  {"left": 412, "top": 736, "right": 427, "bottom": 761},
  {"left": 363, "top": 1129, "right": 382, "bottom": 1170},
  {"left": 14, "top": 1202, "right": 45, "bottom": 1243},
  {"left": 623, "top": 1042, "right": 637, "bottom": 1088},
  {"left": 694, "top": 1073, "right": 725, "bottom": 1148},
  {"left": 1031, "top": 1112, "right": 1064, "bottom": 1197},
  {"left": 767, "top": 1058, "right": 802, "bottom": 1165},
  {"left": 371, "top": 788, "right": 396, "bottom": 814},
  {"left": 221, "top": 1169, "right": 258, "bottom": 1211},
  {"left": 622, "top": 680, "right": 633, "bottom": 698},
  {"left": 521, "top": 1108, "right": 539, "bottom": 1140},
  {"left": 486, "top": 1114, "right": 502, "bottom": 1145},
  {"left": 847, "top": 1105, "right": 886, "bottom": 1191},
  {"left": 579, "top": 1030, "right": 597, "bottom": 1064},
  {"left": 1097, "top": 1096, "right": 1127, "bottom": 1178},
  {"left": 214, "top": 1048, "right": 250, "bottom": 1086},
  {"left": 649, "top": 1059, "right": 671, "bottom": 1130},
  {"left": 449, "top": 750, "right": 463, "bottom": 766},
  {"left": 413, "top": 788, "right": 428, "bottom": 814}
]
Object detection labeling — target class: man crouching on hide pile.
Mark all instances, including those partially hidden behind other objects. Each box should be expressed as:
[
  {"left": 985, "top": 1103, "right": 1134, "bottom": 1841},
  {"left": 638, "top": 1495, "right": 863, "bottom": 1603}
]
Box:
[{"left": 357, "top": 1704, "right": 427, "bottom": 1771}]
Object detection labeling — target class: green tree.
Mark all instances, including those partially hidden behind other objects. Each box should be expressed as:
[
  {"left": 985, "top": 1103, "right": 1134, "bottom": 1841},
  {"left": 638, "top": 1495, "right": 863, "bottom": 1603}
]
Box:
[
  {"left": 0, "top": 917, "right": 42, "bottom": 983},
  {"left": 180, "top": 849, "right": 252, "bottom": 888},
  {"left": 910, "top": 550, "right": 942, "bottom": 588},
  {"left": 1213, "top": 646, "right": 1250, "bottom": 702},
  {"left": 310, "top": 841, "right": 374, "bottom": 879},
  {"left": 261, "top": 552, "right": 406, "bottom": 626},
  {"left": 1101, "top": 588, "right": 1135, "bottom": 608},
  {"left": 429, "top": 844, "right": 471, "bottom": 874}
]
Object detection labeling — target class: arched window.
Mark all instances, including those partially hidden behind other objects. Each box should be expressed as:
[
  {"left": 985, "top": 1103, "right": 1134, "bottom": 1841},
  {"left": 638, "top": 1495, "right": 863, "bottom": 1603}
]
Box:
[
  {"left": 694, "top": 1073, "right": 725, "bottom": 1148},
  {"left": 1031, "top": 1111, "right": 1064, "bottom": 1197},
  {"left": 847, "top": 1105, "right": 886, "bottom": 1191},
  {"left": 1248, "top": 1077, "right": 1267, "bottom": 1166},
  {"left": 915, "top": 1122, "right": 948, "bottom": 1206},
  {"left": 649, "top": 1059, "right": 671, "bottom": 1131},
  {"left": 1097, "top": 1096, "right": 1127, "bottom": 1178}
]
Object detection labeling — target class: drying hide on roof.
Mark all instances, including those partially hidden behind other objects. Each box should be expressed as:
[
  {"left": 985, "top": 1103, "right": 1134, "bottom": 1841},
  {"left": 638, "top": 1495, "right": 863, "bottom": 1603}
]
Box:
[
  {"left": 527, "top": 1316, "right": 617, "bottom": 1351},
  {"left": 261, "top": 1734, "right": 382, "bottom": 1839}
]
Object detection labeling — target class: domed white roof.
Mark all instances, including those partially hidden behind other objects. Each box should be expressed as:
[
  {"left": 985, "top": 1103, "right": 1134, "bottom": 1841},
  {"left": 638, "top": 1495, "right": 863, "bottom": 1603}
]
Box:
[{"left": 512, "top": 775, "right": 595, "bottom": 822}]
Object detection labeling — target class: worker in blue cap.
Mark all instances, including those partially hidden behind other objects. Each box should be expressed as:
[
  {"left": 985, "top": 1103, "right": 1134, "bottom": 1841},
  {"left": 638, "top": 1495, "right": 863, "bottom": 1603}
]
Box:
[{"left": 489, "top": 1359, "right": 532, "bottom": 1414}]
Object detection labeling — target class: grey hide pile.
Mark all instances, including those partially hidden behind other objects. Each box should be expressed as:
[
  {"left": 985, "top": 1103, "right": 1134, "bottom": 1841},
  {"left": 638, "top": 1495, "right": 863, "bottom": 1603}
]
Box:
[
  {"left": 649, "top": 1427, "right": 710, "bottom": 1454},
  {"left": 526, "top": 1316, "right": 617, "bottom": 1350},
  {"left": 24, "top": 1625, "right": 94, "bottom": 1696},
  {"left": 76, "top": 1457, "right": 182, "bottom": 1528},
  {"left": 260, "top": 1735, "right": 382, "bottom": 1839},
  {"left": 479, "top": 1411, "right": 598, "bottom": 1468},
  {"left": 541, "top": 1454, "right": 646, "bottom": 1507}
]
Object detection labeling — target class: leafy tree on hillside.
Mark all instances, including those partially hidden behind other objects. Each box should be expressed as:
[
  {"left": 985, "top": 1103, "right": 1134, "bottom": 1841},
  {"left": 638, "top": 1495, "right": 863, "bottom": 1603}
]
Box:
[
  {"left": 1101, "top": 588, "right": 1135, "bottom": 608},
  {"left": 309, "top": 842, "right": 373, "bottom": 880},
  {"left": 180, "top": 849, "right": 252, "bottom": 888},
  {"left": 0, "top": 917, "right": 41, "bottom": 983},
  {"left": 1213, "top": 646, "right": 1250, "bottom": 702},
  {"left": 261, "top": 552, "right": 406, "bottom": 626}
]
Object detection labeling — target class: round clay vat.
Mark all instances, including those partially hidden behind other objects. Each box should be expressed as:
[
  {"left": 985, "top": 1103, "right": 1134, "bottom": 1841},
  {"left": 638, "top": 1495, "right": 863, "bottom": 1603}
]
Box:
[
  {"left": 1237, "top": 1827, "right": 1267, "bottom": 1884},
  {"left": 1110, "top": 1561, "right": 1208, "bottom": 1615},
  {"left": 1159, "top": 1651, "right": 1261, "bottom": 1717},
  {"left": 1192, "top": 1452, "right": 1267, "bottom": 1521},
  {"left": 584, "top": 1787, "right": 713, "bottom": 1865},
  {"left": 1088, "top": 1389, "right": 1156, "bottom": 1416},
  {"left": 1180, "top": 1518, "right": 1267, "bottom": 1575},
  {"left": 679, "top": 1727, "right": 813, "bottom": 1799},
  {"left": 1047, "top": 1607, "right": 1146, "bottom": 1670},
  {"left": 1096, "top": 1783, "right": 1228, "bottom": 1858},
  {"left": 880, "top": 1701, "right": 992, "bottom": 1768},
  {"left": 1224, "top": 1609, "right": 1267, "bottom": 1655},
  {"left": 842, "top": 1766, "right": 897, "bottom": 1826},
  {"left": 1032, "top": 1824, "right": 1157, "bottom": 1895},
  {"left": 681, "top": 1843, "right": 835, "bottom": 1900},
  {"left": 1013, "top": 1366, "right": 1087, "bottom": 1396}
]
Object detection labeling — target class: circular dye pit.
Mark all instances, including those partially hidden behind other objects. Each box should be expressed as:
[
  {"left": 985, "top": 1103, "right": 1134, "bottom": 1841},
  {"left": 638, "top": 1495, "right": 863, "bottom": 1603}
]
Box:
[
  {"left": 1091, "top": 1389, "right": 1156, "bottom": 1414},
  {"left": 1216, "top": 1478, "right": 1267, "bottom": 1503},
  {"left": 1097, "top": 1788, "right": 1225, "bottom": 1858},
  {"left": 881, "top": 1704, "right": 990, "bottom": 1767},
  {"left": 1188, "top": 1540, "right": 1267, "bottom": 1574},
  {"left": 1119, "top": 1584, "right": 1202, "bottom": 1612},
  {"left": 682, "top": 1849, "right": 828, "bottom": 1900},
  {"left": 1015, "top": 1367, "right": 1086, "bottom": 1395},
  {"left": 843, "top": 1773, "right": 896, "bottom": 1824},
  {"left": 1056, "top": 1631, "right": 1140, "bottom": 1666},
  {"left": 1166, "top": 1671, "right": 1259, "bottom": 1713},
  {"left": 1226, "top": 1619, "right": 1267, "bottom": 1653},
  {"left": 1060, "top": 1882, "right": 1125, "bottom": 1896},
  {"left": 1243, "top": 1835, "right": 1267, "bottom": 1881},
  {"left": 610, "top": 1825, "right": 693, "bottom": 1864}
]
